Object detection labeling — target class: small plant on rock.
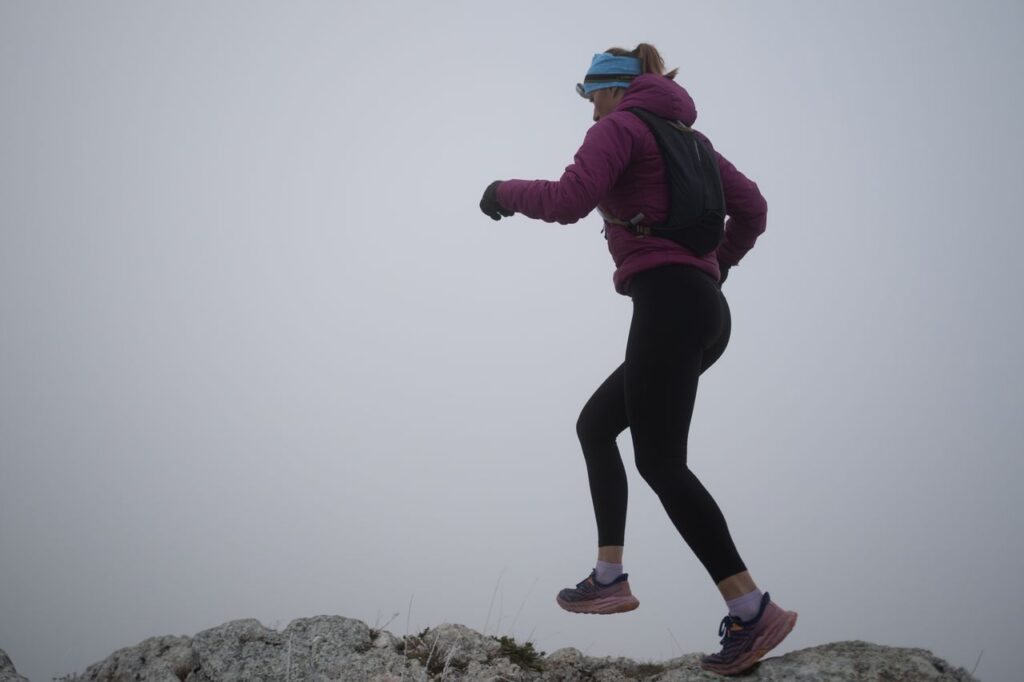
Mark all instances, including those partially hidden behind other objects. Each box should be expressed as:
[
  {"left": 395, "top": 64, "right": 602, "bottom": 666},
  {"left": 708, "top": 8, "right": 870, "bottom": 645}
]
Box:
[
  {"left": 491, "top": 634, "right": 546, "bottom": 672},
  {"left": 625, "top": 662, "right": 668, "bottom": 678}
]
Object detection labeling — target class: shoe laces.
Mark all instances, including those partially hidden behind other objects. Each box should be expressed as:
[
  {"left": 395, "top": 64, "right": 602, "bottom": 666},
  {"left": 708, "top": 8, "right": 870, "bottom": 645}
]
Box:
[
  {"left": 574, "top": 571, "right": 598, "bottom": 593},
  {"left": 717, "top": 614, "right": 750, "bottom": 647}
]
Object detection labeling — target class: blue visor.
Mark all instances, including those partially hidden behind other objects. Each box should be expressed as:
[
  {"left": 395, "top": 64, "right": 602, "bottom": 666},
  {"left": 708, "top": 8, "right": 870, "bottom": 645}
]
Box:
[{"left": 576, "top": 53, "right": 641, "bottom": 98}]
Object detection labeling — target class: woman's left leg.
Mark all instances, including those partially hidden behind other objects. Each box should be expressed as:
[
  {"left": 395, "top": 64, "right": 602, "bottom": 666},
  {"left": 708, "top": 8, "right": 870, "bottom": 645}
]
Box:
[
  {"left": 576, "top": 364, "right": 630, "bottom": 550},
  {"left": 624, "top": 265, "right": 748, "bottom": 585},
  {"left": 624, "top": 267, "right": 797, "bottom": 674}
]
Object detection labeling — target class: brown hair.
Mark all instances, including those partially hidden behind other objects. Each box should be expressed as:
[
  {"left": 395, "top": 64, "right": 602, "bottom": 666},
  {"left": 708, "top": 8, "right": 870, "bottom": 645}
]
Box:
[{"left": 604, "top": 43, "right": 679, "bottom": 80}]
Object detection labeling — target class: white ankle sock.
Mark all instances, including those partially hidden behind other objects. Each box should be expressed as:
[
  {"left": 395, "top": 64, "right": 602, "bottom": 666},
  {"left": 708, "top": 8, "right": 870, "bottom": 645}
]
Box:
[
  {"left": 726, "top": 588, "right": 763, "bottom": 623},
  {"left": 594, "top": 560, "right": 623, "bottom": 584}
]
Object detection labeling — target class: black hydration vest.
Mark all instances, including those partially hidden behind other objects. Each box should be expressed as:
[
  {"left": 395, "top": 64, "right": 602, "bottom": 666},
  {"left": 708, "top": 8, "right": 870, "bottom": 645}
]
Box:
[{"left": 606, "top": 107, "right": 726, "bottom": 256}]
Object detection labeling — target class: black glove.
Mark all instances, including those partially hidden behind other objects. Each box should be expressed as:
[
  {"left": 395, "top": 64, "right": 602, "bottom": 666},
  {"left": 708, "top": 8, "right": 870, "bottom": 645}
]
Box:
[
  {"left": 480, "top": 181, "right": 514, "bottom": 221},
  {"left": 719, "top": 265, "right": 731, "bottom": 286}
]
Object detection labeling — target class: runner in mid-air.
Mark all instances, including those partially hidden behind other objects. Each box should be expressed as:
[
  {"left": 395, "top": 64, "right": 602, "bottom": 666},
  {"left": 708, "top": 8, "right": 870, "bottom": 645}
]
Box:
[{"left": 479, "top": 43, "right": 797, "bottom": 676}]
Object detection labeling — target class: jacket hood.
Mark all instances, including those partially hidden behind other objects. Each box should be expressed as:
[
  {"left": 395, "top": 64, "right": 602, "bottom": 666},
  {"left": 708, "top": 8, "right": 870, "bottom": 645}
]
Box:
[{"left": 614, "top": 74, "right": 697, "bottom": 125}]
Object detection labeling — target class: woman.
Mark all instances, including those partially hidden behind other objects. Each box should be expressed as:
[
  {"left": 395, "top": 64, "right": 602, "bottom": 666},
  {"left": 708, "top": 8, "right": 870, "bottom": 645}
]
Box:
[{"left": 479, "top": 44, "right": 796, "bottom": 676}]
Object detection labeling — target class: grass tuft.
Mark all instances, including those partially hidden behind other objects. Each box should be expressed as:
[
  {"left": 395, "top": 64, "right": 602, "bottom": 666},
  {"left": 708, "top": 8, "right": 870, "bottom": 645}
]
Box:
[
  {"left": 624, "top": 661, "right": 668, "bottom": 678},
  {"left": 490, "top": 634, "right": 546, "bottom": 672}
]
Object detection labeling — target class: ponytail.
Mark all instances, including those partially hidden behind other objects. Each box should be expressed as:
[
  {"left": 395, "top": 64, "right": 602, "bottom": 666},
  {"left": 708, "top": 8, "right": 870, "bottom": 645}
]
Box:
[{"left": 604, "top": 42, "right": 679, "bottom": 80}]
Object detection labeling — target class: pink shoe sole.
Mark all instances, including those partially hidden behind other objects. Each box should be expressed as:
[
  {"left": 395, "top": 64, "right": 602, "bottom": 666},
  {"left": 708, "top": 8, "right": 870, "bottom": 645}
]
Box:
[
  {"left": 556, "top": 594, "right": 640, "bottom": 614},
  {"left": 701, "top": 608, "right": 798, "bottom": 676}
]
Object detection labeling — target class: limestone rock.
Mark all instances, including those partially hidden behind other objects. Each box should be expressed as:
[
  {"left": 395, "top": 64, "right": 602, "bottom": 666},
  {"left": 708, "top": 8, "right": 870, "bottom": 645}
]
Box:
[
  {"left": 370, "top": 630, "right": 397, "bottom": 651},
  {"left": 59, "top": 635, "right": 192, "bottom": 682},
  {"left": 0, "top": 648, "right": 30, "bottom": 682},
  {"left": 187, "top": 618, "right": 290, "bottom": 681},
  {"left": 720, "top": 640, "right": 981, "bottom": 681},
  {"left": 405, "top": 623, "right": 501, "bottom": 672},
  {"left": 28, "top": 615, "right": 978, "bottom": 681}
]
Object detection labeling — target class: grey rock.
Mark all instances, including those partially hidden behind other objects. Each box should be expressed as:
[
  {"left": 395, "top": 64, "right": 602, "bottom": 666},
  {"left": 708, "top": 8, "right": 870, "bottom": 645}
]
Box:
[
  {"left": 183, "top": 615, "right": 426, "bottom": 682},
  {"left": 716, "top": 640, "right": 981, "bottom": 681},
  {"left": 57, "top": 635, "right": 192, "bottom": 682},
  {"left": 410, "top": 624, "right": 501, "bottom": 670},
  {"left": 370, "top": 631, "right": 397, "bottom": 651},
  {"left": 276, "top": 615, "right": 394, "bottom": 681},
  {"left": 541, "top": 650, "right": 703, "bottom": 682},
  {"left": 0, "top": 648, "right": 30, "bottom": 682},
  {"left": 42, "top": 615, "right": 978, "bottom": 681},
  {"left": 187, "top": 618, "right": 290, "bottom": 681}
]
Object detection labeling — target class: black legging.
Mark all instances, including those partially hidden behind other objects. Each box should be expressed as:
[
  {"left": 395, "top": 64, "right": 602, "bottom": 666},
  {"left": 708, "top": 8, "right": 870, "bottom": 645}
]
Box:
[{"left": 575, "top": 264, "right": 747, "bottom": 584}]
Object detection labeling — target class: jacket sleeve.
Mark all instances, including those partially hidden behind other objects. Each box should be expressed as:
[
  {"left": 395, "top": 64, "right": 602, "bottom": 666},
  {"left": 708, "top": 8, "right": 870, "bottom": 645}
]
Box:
[
  {"left": 715, "top": 151, "right": 767, "bottom": 268},
  {"left": 495, "top": 115, "right": 636, "bottom": 225}
]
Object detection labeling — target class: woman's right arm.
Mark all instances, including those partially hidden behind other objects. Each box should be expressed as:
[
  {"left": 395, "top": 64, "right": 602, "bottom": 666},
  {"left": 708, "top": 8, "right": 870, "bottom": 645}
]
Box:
[{"left": 715, "top": 151, "right": 767, "bottom": 269}]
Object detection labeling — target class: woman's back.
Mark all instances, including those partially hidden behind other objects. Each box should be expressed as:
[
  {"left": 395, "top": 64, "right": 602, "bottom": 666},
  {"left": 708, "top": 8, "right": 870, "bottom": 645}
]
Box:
[{"left": 495, "top": 73, "right": 768, "bottom": 295}]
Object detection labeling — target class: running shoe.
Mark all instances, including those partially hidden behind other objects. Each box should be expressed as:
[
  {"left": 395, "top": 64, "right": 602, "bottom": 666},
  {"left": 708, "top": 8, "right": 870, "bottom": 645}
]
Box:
[
  {"left": 555, "top": 569, "right": 639, "bottom": 614},
  {"left": 700, "top": 591, "right": 798, "bottom": 676}
]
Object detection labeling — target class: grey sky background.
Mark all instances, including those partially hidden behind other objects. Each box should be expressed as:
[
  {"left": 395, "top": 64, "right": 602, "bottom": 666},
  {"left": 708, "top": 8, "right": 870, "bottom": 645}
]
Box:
[{"left": 1, "top": 2, "right": 1022, "bottom": 681}]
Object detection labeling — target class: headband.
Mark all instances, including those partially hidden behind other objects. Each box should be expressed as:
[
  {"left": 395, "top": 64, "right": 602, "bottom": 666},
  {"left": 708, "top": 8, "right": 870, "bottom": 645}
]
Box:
[{"left": 576, "top": 53, "right": 642, "bottom": 98}]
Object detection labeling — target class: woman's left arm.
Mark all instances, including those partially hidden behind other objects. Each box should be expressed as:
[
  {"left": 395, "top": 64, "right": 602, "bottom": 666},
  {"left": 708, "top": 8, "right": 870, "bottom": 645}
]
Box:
[{"left": 494, "top": 115, "right": 637, "bottom": 225}]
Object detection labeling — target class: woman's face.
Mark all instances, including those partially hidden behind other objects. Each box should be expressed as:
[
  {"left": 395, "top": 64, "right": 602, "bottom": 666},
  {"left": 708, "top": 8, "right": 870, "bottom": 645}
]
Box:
[{"left": 591, "top": 87, "right": 624, "bottom": 121}]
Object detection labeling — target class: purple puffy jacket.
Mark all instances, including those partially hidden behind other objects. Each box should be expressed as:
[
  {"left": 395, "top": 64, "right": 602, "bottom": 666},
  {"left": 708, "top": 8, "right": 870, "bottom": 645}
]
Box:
[{"left": 496, "top": 74, "right": 767, "bottom": 295}]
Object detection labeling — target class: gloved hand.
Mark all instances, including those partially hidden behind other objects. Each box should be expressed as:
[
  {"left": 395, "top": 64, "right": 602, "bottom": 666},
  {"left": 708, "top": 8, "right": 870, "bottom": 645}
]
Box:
[
  {"left": 480, "top": 181, "right": 514, "bottom": 221},
  {"left": 719, "top": 265, "right": 732, "bottom": 286}
]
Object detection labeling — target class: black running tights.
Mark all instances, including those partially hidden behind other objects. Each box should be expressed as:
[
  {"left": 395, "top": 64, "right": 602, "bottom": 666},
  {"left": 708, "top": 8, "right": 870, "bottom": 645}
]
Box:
[{"left": 575, "top": 264, "right": 748, "bottom": 584}]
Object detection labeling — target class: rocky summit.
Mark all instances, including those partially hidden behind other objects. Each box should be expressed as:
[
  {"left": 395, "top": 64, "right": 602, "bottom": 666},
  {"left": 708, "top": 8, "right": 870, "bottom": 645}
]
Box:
[{"left": 3, "top": 616, "right": 978, "bottom": 681}]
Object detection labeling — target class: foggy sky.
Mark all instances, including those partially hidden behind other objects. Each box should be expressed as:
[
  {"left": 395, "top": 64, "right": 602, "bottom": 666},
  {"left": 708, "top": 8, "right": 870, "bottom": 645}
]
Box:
[{"left": 1, "top": 2, "right": 1022, "bottom": 681}]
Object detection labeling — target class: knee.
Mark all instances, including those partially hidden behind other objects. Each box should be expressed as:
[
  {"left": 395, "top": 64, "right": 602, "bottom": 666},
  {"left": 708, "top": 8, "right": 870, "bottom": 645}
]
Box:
[
  {"left": 634, "top": 456, "right": 662, "bottom": 487},
  {"left": 576, "top": 410, "right": 621, "bottom": 451},
  {"left": 575, "top": 411, "right": 599, "bottom": 447},
  {"left": 634, "top": 450, "right": 686, "bottom": 490}
]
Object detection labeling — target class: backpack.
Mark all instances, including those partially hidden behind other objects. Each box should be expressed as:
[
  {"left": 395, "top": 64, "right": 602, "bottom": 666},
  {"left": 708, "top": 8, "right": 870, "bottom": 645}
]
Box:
[{"left": 602, "top": 107, "right": 726, "bottom": 256}]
